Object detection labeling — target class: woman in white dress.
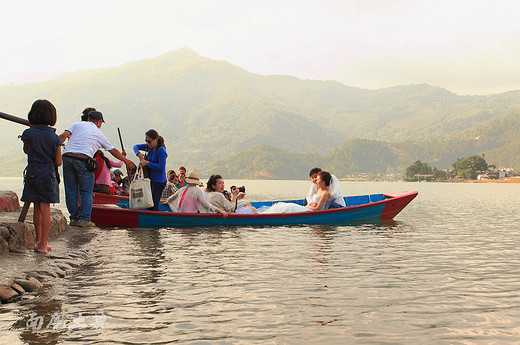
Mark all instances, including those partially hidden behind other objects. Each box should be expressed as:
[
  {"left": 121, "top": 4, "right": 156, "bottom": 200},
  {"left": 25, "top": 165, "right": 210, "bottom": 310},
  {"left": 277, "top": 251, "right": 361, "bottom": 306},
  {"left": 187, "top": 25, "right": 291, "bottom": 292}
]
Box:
[
  {"left": 306, "top": 168, "right": 346, "bottom": 208},
  {"left": 305, "top": 170, "right": 332, "bottom": 211},
  {"left": 261, "top": 171, "right": 334, "bottom": 213}
]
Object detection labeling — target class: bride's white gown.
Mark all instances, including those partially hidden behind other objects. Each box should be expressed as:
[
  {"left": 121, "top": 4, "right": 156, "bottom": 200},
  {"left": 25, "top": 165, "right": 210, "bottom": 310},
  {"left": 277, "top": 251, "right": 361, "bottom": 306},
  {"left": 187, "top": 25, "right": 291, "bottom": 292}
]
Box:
[
  {"left": 259, "top": 194, "right": 328, "bottom": 214},
  {"left": 259, "top": 202, "right": 311, "bottom": 214}
]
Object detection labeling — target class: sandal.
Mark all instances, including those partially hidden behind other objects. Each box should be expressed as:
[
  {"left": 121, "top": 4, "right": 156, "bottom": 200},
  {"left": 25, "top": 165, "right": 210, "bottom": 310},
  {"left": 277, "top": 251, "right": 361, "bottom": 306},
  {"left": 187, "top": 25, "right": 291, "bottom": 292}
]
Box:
[
  {"left": 34, "top": 244, "right": 52, "bottom": 252},
  {"left": 36, "top": 246, "right": 48, "bottom": 254}
]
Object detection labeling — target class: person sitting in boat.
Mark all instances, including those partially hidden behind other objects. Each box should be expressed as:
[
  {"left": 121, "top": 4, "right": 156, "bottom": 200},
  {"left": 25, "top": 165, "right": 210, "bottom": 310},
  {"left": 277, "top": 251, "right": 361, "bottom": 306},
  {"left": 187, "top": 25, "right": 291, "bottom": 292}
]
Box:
[
  {"left": 261, "top": 171, "right": 334, "bottom": 213},
  {"left": 122, "top": 165, "right": 136, "bottom": 192},
  {"left": 206, "top": 174, "right": 257, "bottom": 214},
  {"left": 167, "top": 171, "right": 228, "bottom": 217},
  {"left": 177, "top": 170, "right": 187, "bottom": 189},
  {"left": 80, "top": 107, "right": 96, "bottom": 121},
  {"left": 93, "top": 150, "right": 125, "bottom": 195},
  {"left": 161, "top": 172, "right": 179, "bottom": 200},
  {"left": 112, "top": 169, "right": 124, "bottom": 187},
  {"left": 110, "top": 170, "right": 129, "bottom": 196},
  {"left": 305, "top": 167, "right": 346, "bottom": 208}
]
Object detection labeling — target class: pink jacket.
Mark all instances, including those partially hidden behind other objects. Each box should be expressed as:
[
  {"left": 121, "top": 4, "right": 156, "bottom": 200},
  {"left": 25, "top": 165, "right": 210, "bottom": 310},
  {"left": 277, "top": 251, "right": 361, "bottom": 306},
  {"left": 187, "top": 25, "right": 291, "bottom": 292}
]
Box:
[{"left": 95, "top": 158, "right": 123, "bottom": 186}]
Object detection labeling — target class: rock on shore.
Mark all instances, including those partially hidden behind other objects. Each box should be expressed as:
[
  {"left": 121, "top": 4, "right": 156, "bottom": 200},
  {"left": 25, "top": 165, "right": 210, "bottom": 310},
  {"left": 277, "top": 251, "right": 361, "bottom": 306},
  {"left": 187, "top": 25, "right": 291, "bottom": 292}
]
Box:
[
  {"left": 0, "top": 191, "right": 67, "bottom": 254},
  {"left": 0, "top": 190, "right": 87, "bottom": 304},
  {"left": 0, "top": 191, "right": 20, "bottom": 212}
]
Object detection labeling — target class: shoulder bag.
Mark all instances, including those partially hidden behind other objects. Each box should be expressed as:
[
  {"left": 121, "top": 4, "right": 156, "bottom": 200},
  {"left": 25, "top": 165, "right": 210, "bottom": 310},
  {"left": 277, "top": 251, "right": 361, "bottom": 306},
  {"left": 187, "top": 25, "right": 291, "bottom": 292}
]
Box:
[{"left": 129, "top": 166, "right": 154, "bottom": 209}]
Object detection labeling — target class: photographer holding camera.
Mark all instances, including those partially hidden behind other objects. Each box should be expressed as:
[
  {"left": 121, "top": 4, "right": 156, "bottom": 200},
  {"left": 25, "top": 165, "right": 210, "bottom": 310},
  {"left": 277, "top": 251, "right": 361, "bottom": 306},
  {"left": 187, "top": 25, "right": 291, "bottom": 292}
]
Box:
[{"left": 206, "top": 175, "right": 257, "bottom": 214}]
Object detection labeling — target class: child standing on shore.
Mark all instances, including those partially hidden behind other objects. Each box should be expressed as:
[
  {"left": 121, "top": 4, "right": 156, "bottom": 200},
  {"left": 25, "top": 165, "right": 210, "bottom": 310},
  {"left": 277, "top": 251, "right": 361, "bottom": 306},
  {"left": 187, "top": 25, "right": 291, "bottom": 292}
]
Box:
[{"left": 20, "top": 100, "right": 62, "bottom": 254}]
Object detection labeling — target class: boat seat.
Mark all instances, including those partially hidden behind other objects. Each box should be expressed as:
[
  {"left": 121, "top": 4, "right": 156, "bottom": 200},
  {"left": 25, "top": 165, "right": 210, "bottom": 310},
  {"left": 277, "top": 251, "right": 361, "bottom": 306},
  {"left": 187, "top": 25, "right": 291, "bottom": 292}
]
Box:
[
  {"left": 369, "top": 194, "right": 385, "bottom": 202},
  {"left": 346, "top": 195, "right": 370, "bottom": 206}
]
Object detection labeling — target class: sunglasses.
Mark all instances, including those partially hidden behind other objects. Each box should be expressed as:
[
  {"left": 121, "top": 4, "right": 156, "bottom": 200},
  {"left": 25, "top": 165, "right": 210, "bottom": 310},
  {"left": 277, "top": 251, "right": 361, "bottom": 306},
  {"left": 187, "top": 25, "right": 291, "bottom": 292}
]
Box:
[{"left": 145, "top": 138, "right": 155, "bottom": 144}]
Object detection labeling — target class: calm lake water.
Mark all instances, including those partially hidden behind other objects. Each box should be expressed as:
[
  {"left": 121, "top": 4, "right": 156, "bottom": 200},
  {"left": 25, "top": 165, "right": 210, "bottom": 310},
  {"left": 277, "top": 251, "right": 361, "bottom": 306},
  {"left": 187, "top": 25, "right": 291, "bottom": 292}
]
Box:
[{"left": 1, "top": 177, "right": 520, "bottom": 344}]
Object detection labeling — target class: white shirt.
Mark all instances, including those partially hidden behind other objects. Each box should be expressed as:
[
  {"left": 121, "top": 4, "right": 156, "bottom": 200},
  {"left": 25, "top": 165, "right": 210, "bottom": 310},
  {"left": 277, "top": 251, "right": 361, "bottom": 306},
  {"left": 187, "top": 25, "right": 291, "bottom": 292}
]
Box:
[
  {"left": 63, "top": 122, "right": 114, "bottom": 157},
  {"left": 167, "top": 185, "right": 217, "bottom": 213},
  {"left": 306, "top": 183, "right": 318, "bottom": 205}
]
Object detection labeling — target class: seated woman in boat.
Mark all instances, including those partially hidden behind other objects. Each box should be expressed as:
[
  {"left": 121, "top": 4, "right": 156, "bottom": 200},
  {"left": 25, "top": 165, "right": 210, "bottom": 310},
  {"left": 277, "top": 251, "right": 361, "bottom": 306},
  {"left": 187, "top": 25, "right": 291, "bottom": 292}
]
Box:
[
  {"left": 305, "top": 171, "right": 333, "bottom": 210},
  {"left": 206, "top": 174, "right": 257, "bottom": 214},
  {"left": 167, "top": 171, "right": 228, "bottom": 217},
  {"left": 260, "top": 171, "right": 333, "bottom": 213}
]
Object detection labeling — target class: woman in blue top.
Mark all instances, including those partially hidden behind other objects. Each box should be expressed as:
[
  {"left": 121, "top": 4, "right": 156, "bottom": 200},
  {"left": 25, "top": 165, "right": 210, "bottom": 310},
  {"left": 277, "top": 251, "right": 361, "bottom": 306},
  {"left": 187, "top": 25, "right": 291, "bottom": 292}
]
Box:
[
  {"left": 21, "top": 100, "right": 62, "bottom": 254},
  {"left": 133, "top": 129, "right": 167, "bottom": 210}
]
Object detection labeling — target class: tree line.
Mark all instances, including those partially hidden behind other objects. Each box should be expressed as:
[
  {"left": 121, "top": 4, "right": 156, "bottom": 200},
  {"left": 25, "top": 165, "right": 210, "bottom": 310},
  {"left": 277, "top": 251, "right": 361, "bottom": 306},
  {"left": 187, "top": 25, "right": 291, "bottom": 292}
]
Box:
[{"left": 405, "top": 155, "right": 499, "bottom": 181}]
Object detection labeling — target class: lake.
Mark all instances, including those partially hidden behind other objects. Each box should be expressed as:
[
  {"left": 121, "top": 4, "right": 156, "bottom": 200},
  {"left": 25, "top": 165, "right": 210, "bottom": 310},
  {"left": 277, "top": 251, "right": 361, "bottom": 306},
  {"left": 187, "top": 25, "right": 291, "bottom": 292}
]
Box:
[{"left": 1, "top": 178, "right": 520, "bottom": 344}]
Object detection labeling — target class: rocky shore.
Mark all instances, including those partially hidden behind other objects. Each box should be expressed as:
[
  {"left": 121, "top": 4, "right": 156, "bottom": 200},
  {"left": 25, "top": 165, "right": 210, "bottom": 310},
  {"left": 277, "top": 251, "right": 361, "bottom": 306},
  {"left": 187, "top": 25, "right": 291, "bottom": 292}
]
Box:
[{"left": 0, "top": 191, "right": 87, "bottom": 304}]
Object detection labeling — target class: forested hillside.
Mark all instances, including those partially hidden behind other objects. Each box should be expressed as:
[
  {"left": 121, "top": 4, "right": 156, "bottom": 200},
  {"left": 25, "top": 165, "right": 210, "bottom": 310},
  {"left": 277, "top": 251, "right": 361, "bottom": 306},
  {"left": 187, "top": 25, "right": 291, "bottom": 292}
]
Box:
[{"left": 1, "top": 48, "right": 519, "bottom": 178}]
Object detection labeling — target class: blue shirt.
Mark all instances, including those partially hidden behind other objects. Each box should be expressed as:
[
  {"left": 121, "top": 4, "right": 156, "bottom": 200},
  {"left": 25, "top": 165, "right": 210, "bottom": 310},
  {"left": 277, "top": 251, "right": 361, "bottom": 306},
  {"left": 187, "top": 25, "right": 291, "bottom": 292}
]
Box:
[
  {"left": 133, "top": 144, "right": 167, "bottom": 183},
  {"left": 21, "top": 125, "right": 62, "bottom": 169}
]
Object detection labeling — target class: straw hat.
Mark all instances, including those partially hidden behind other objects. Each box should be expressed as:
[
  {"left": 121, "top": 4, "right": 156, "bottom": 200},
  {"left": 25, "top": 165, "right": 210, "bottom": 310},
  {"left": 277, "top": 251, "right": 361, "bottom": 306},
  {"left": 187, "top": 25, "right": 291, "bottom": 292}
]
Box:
[{"left": 185, "top": 171, "right": 203, "bottom": 186}]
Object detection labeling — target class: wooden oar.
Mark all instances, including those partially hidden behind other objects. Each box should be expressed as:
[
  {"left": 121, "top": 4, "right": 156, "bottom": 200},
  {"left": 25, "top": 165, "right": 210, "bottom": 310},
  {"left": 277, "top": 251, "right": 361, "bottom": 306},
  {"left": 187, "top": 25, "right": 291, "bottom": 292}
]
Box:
[
  {"left": 117, "top": 127, "right": 125, "bottom": 154},
  {"left": 0, "top": 111, "right": 30, "bottom": 126},
  {"left": 1, "top": 111, "right": 31, "bottom": 222}
]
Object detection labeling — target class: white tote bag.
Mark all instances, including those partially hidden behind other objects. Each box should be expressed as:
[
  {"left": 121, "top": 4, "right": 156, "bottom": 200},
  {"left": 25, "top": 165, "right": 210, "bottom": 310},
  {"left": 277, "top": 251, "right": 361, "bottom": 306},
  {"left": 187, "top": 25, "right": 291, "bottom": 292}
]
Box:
[{"left": 129, "top": 167, "right": 154, "bottom": 209}]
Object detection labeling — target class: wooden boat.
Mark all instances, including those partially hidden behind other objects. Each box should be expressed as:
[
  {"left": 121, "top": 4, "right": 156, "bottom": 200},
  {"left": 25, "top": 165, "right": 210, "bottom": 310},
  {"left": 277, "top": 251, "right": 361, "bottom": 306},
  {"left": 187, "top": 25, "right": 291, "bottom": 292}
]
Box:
[
  {"left": 90, "top": 191, "right": 418, "bottom": 228},
  {"left": 93, "top": 192, "right": 129, "bottom": 205}
]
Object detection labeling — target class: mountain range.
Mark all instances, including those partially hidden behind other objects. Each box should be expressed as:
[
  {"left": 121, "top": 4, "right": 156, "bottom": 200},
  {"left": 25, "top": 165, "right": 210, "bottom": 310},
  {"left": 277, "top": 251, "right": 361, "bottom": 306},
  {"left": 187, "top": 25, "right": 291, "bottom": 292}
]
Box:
[{"left": 1, "top": 48, "right": 519, "bottom": 178}]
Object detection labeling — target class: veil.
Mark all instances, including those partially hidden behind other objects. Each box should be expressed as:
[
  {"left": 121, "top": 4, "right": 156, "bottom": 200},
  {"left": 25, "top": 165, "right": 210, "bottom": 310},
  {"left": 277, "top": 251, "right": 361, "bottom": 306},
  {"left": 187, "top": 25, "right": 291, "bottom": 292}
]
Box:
[
  {"left": 328, "top": 174, "right": 346, "bottom": 206},
  {"left": 328, "top": 174, "right": 341, "bottom": 200}
]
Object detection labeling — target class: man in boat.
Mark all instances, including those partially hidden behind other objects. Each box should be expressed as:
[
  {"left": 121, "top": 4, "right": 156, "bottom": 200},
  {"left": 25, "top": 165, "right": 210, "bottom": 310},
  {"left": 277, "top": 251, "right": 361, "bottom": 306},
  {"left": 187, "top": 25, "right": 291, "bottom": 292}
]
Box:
[{"left": 305, "top": 167, "right": 346, "bottom": 208}]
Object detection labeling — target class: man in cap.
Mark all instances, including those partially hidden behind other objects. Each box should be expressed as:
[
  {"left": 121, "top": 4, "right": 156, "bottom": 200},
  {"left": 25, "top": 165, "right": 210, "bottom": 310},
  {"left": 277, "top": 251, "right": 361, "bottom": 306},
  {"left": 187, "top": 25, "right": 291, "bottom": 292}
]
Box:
[{"left": 59, "top": 110, "right": 135, "bottom": 227}]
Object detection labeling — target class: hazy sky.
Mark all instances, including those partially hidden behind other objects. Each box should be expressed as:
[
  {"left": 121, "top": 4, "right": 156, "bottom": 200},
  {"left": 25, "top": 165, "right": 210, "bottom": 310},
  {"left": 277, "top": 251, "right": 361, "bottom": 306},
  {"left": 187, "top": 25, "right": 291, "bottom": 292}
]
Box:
[{"left": 3, "top": 0, "right": 520, "bottom": 95}]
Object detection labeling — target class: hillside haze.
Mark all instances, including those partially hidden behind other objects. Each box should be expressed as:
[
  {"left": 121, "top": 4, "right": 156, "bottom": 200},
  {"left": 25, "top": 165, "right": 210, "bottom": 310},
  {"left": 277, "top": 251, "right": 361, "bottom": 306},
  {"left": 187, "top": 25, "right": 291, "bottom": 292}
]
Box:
[{"left": 1, "top": 48, "right": 519, "bottom": 178}]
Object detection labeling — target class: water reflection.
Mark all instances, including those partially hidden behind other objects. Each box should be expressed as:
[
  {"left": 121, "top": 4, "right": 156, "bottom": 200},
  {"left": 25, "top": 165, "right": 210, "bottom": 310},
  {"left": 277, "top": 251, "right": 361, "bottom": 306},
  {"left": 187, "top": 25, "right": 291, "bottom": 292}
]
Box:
[{"left": 126, "top": 229, "right": 165, "bottom": 285}]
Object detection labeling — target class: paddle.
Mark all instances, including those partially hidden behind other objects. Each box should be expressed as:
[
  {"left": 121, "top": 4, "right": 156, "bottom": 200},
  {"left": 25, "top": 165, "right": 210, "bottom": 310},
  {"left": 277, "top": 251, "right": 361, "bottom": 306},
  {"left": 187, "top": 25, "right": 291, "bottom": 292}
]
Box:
[
  {"left": 0, "top": 111, "right": 32, "bottom": 221},
  {"left": 117, "top": 127, "right": 125, "bottom": 155}
]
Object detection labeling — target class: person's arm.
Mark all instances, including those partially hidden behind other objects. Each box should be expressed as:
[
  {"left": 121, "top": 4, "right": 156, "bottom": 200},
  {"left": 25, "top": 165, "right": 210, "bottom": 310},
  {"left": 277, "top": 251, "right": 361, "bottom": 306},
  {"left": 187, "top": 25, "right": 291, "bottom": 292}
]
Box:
[
  {"left": 215, "top": 208, "right": 228, "bottom": 218},
  {"left": 108, "top": 158, "right": 124, "bottom": 168},
  {"left": 108, "top": 148, "right": 135, "bottom": 169},
  {"left": 208, "top": 193, "right": 234, "bottom": 212},
  {"left": 55, "top": 145, "right": 62, "bottom": 167},
  {"left": 166, "top": 188, "right": 182, "bottom": 212},
  {"left": 59, "top": 130, "right": 71, "bottom": 144},
  {"left": 133, "top": 144, "right": 147, "bottom": 160},
  {"left": 230, "top": 187, "right": 240, "bottom": 211},
  {"left": 197, "top": 190, "right": 228, "bottom": 217},
  {"left": 307, "top": 191, "right": 330, "bottom": 211}
]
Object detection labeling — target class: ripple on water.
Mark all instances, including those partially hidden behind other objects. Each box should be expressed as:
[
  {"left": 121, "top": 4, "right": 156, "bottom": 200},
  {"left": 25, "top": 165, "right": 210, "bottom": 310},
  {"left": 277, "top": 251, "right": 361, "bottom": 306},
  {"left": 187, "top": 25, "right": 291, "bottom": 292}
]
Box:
[{"left": 2, "top": 182, "right": 520, "bottom": 344}]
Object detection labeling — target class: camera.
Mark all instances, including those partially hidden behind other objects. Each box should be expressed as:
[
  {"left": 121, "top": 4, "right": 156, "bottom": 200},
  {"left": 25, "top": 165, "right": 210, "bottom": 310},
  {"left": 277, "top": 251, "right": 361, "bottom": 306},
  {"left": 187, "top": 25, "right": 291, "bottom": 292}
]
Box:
[
  {"left": 230, "top": 186, "right": 246, "bottom": 193},
  {"left": 222, "top": 190, "right": 231, "bottom": 200}
]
